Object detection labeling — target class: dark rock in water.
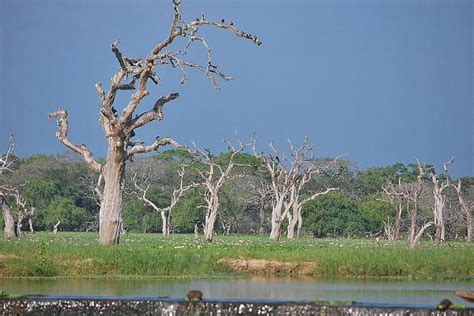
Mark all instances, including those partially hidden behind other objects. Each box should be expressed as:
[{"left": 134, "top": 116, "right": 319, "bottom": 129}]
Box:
[
  {"left": 186, "top": 290, "right": 203, "bottom": 302},
  {"left": 437, "top": 298, "right": 453, "bottom": 311}
]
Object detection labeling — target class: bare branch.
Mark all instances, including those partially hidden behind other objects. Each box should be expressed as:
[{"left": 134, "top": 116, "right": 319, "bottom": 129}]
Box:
[
  {"left": 127, "top": 136, "right": 183, "bottom": 157},
  {"left": 48, "top": 108, "right": 102, "bottom": 173},
  {"left": 0, "top": 134, "right": 15, "bottom": 174},
  {"left": 301, "top": 188, "right": 338, "bottom": 205},
  {"left": 111, "top": 40, "right": 128, "bottom": 71},
  {"left": 127, "top": 93, "right": 179, "bottom": 133}
]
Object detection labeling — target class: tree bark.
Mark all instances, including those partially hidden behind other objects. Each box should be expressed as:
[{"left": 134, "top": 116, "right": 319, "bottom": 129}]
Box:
[
  {"left": 296, "top": 206, "right": 303, "bottom": 238},
  {"left": 1, "top": 197, "right": 17, "bottom": 239},
  {"left": 394, "top": 201, "right": 402, "bottom": 240},
  {"left": 287, "top": 211, "right": 298, "bottom": 239},
  {"left": 160, "top": 209, "right": 168, "bottom": 236},
  {"left": 453, "top": 180, "right": 472, "bottom": 242},
  {"left": 269, "top": 218, "right": 282, "bottom": 241},
  {"left": 258, "top": 203, "right": 265, "bottom": 234},
  {"left": 433, "top": 190, "right": 446, "bottom": 245},
  {"left": 269, "top": 198, "right": 284, "bottom": 241},
  {"left": 408, "top": 202, "right": 417, "bottom": 245},
  {"left": 99, "top": 143, "right": 126, "bottom": 245},
  {"left": 204, "top": 196, "right": 219, "bottom": 242}
]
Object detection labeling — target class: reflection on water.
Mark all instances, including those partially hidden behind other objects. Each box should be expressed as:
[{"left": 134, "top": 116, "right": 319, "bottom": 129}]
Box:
[{"left": 1, "top": 277, "right": 473, "bottom": 308}]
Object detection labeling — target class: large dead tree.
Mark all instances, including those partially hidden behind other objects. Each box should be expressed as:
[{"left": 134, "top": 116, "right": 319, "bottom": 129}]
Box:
[
  {"left": 133, "top": 165, "right": 196, "bottom": 235},
  {"left": 253, "top": 137, "right": 337, "bottom": 241},
  {"left": 452, "top": 178, "right": 472, "bottom": 241},
  {"left": 48, "top": 0, "right": 260, "bottom": 245},
  {"left": 189, "top": 137, "right": 250, "bottom": 242},
  {"left": 420, "top": 157, "right": 454, "bottom": 244}
]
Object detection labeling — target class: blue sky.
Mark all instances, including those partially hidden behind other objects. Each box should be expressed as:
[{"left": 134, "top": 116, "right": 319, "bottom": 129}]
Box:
[{"left": 0, "top": 0, "right": 472, "bottom": 177}]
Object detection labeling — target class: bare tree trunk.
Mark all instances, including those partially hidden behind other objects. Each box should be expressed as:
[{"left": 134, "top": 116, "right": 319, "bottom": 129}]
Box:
[
  {"left": 53, "top": 221, "right": 60, "bottom": 234},
  {"left": 433, "top": 192, "right": 446, "bottom": 245},
  {"left": 453, "top": 180, "right": 472, "bottom": 242},
  {"left": 99, "top": 147, "right": 126, "bottom": 246},
  {"left": 408, "top": 203, "right": 417, "bottom": 245},
  {"left": 269, "top": 198, "right": 284, "bottom": 241},
  {"left": 409, "top": 221, "right": 433, "bottom": 248},
  {"left": 160, "top": 210, "right": 168, "bottom": 236},
  {"left": 1, "top": 197, "right": 17, "bottom": 239},
  {"left": 269, "top": 219, "right": 282, "bottom": 241},
  {"left": 296, "top": 206, "right": 303, "bottom": 238},
  {"left": 28, "top": 218, "right": 34, "bottom": 233},
  {"left": 394, "top": 201, "right": 402, "bottom": 240},
  {"left": 258, "top": 203, "right": 265, "bottom": 235},
  {"left": 204, "top": 197, "right": 219, "bottom": 242},
  {"left": 16, "top": 214, "right": 23, "bottom": 236},
  {"left": 194, "top": 224, "right": 199, "bottom": 239},
  {"left": 466, "top": 211, "right": 472, "bottom": 242},
  {"left": 287, "top": 211, "right": 298, "bottom": 239}
]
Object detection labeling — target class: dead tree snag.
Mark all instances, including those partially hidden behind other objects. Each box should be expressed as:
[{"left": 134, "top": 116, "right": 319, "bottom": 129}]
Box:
[
  {"left": 188, "top": 137, "right": 251, "bottom": 242},
  {"left": 48, "top": 0, "right": 260, "bottom": 245}
]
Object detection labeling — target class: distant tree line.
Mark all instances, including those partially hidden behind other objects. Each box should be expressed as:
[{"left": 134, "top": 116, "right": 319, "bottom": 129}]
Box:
[{"left": 1, "top": 146, "right": 472, "bottom": 243}]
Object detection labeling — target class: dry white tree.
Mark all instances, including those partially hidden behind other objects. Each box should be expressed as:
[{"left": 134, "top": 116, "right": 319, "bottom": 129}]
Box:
[
  {"left": 381, "top": 178, "right": 405, "bottom": 240},
  {"left": 403, "top": 161, "right": 433, "bottom": 247},
  {"left": 188, "top": 137, "right": 251, "bottom": 242},
  {"left": 133, "top": 164, "right": 197, "bottom": 236},
  {"left": 0, "top": 135, "right": 15, "bottom": 176},
  {"left": 251, "top": 179, "right": 273, "bottom": 235},
  {"left": 0, "top": 136, "right": 18, "bottom": 238},
  {"left": 452, "top": 179, "right": 473, "bottom": 241},
  {"left": 0, "top": 185, "right": 36, "bottom": 238},
  {"left": 253, "top": 137, "right": 338, "bottom": 241},
  {"left": 416, "top": 157, "right": 454, "bottom": 244},
  {"left": 48, "top": 0, "right": 260, "bottom": 245}
]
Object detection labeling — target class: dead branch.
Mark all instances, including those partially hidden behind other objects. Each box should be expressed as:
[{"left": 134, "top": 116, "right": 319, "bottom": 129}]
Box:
[
  {"left": 0, "top": 134, "right": 15, "bottom": 174},
  {"left": 127, "top": 136, "right": 183, "bottom": 158},
  {"left": 48, "top": 108, "right": 102, "bottom": 173}
]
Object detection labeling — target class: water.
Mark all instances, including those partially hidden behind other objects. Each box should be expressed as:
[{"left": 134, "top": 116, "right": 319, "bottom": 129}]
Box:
[{"left": 1, "top": 277, "right": 473, "bottom": 308}]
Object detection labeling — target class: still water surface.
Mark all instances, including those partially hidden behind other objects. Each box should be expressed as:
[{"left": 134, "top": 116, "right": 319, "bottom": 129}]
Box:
[{"left": 1, "top": 277, "right": 473, "bottom": 308}]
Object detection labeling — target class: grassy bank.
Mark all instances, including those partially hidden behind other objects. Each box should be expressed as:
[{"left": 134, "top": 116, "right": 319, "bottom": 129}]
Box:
[{"left": 0, "top": 232, "right": 472, "bottom": 280}]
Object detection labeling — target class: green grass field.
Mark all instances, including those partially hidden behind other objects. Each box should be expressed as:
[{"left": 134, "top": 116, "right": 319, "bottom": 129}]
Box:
[{"left": 0, "top": 232, "right": 472, "bottom": 280}]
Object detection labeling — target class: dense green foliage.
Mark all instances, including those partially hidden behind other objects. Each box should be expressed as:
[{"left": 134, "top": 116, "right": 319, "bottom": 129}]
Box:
[
  {"left": 302, "top": 192, "right": 394, "bottom": 237},
  {"left": 0, "top": 233, "right": 472, "bottom": 279}
]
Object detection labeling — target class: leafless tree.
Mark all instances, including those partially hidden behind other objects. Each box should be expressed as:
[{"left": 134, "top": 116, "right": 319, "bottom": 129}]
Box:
[
  {"left": 48, "top": 0, "right": 260, "bottom": 245},
  {"left": 0, "top": 186, "right": 35, "bottom": 237},
  {"left": 418, "top": 157, "right": 454, "bottom": 244},
  {"left": 383, "top": 217, "right": 396, "bottom": 242},
  {"left": 133, "top": 165, "right": 197, "bottom": 235},
  {"left": 12, "top": 190, "right": 35, "bottom": 235},
  {"left": 403, "top": 161, "right": 433, "bottom": 247},
  {"left": 253, "top": 137, "right": 337, "bottom": 241},
  {"left": 188, "top": 137, "right": 251, "bottom": 242},
  {"left": 1, "top": 136, "right": 18, "bottom": 238},
  {"left": 382, "top": 178, "right": 405, "bottom": 240},
  {"left": 252, "top": 179, "right": 273, "bottom": 234},
  {"left": 452, "top": 179, "right": 473, "bottom": 241}
]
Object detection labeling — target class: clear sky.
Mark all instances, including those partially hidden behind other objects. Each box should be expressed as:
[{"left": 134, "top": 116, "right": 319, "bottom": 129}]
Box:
[{"left": 0, "top": 0, "right": 472, "bottom": 177}]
